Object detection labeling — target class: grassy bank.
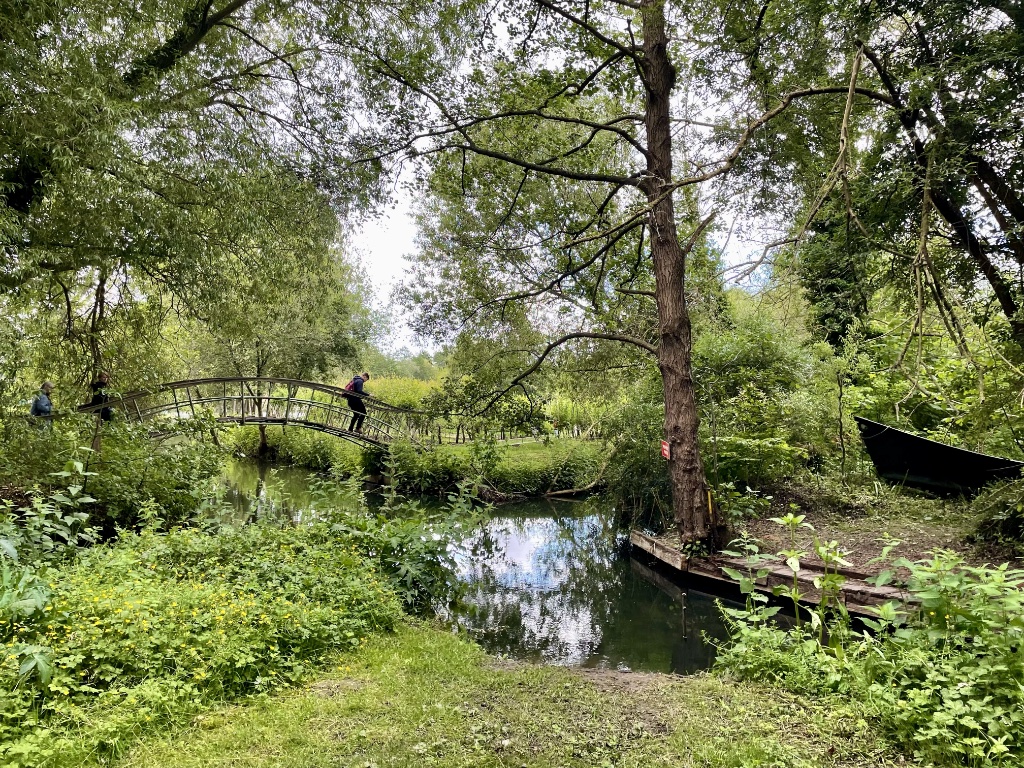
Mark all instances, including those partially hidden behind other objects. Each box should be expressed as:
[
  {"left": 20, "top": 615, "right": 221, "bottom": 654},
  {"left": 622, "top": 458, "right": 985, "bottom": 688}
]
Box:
[
  {"left": 108, "top": 624, "right": 898, "bottom": 768},
  {"left": 389, "top": 438, "right": 606, "bottom": 499},
  {"left": 226, "top": 426, "right": 607, "bottom": 498}
]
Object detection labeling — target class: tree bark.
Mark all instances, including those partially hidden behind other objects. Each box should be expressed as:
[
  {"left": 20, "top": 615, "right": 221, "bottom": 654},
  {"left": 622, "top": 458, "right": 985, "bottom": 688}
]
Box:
[{"left": 640, "top": 0, "right": 713, "bottom": 543}]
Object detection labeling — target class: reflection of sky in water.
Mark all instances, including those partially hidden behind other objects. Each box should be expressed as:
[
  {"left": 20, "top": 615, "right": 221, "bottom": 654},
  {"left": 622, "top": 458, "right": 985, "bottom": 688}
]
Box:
[
  {"left": 454, "top": 515, "right": 610, "bottom": 666},
  {"left": 221, "top": 461, "right": 732, "bottom": 675},
  {"left": 453, "top": 505, "right": 732, "bottom": 673}
]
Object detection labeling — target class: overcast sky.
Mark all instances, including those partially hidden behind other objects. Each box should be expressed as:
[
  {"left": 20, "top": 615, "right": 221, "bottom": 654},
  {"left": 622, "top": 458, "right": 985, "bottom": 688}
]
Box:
[{"left": 349, "top": 195, "right": 421, "bottom": 350}]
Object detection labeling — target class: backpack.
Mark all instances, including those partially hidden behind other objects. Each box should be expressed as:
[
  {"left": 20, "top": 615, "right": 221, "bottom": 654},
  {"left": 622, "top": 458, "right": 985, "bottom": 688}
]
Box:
[{"left": 344, "top": 378, "right": 356, "bottom": 392}]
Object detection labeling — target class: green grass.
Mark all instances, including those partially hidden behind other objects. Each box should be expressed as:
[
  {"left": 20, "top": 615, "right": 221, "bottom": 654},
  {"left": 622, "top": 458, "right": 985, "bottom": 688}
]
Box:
[
  {"left": 501, "top": 438, "right": 602, "bottom": 465},
  {"left": 447, "top": 437, "right": 601, "bottom": 463},
  {"left": 110, "top": 624, "right": 899, "bottom": 768},
  {"left": 484, "top": 439, "right": 605, "bottom": 495}
]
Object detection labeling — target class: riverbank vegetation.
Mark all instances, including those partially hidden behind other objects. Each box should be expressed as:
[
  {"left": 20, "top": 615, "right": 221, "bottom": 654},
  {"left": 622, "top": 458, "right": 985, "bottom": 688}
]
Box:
[
  {"left": 0, "top": 479, "right": 466, "bottom": 767},
  {"left": 717, "top": 516, "right": 1024, "bottom": 767},
  {"left": 3, "top": 0, "right": 1024, "bottom": 766}
]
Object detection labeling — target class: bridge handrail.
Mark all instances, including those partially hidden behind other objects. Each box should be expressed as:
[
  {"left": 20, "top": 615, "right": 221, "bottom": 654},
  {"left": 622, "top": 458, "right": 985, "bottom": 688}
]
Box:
[
  {"left": 75, "top": 376, "right": 424, "bottom": 416},
  {"left": 137, "top": 395, "right": 394, "bottom": 435},
  {"left": 70, "top": 376, "right": 553, "bottom": 447}
]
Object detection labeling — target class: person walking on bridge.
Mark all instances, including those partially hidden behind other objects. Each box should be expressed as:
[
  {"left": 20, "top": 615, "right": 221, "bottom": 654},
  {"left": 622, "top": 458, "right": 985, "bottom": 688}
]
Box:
[
  {"left": 89, "top": 371, "right": 114, "bottom": 421},
  {"left": 345, "top": 372, "right": 371, "bottom": 433},
  {"left": 30, "top": 381, "right": 55, "bottom": 420}
]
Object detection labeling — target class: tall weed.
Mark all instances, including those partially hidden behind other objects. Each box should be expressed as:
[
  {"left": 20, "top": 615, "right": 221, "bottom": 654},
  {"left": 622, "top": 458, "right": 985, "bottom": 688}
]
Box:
[{"left": 717, "top": 519, "right": 1024, "bottom": 767}]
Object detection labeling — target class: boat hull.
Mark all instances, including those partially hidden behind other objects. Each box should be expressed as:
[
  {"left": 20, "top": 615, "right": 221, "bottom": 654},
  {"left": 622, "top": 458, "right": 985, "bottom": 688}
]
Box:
[{"left": 854, "top": 416, "right": 1024, "bottom": 496}]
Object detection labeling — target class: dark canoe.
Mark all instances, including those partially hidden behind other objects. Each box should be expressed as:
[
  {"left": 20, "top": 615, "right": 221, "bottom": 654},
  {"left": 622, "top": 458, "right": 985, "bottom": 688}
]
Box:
[{"left": 854, "top": 416, "right": 1024, "bottom": 496}]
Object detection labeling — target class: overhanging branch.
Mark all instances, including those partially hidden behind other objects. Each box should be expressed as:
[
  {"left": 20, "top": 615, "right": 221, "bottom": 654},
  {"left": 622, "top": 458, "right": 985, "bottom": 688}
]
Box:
[{"left": 476, "top": 331, "right": 657, "bottom": 415}]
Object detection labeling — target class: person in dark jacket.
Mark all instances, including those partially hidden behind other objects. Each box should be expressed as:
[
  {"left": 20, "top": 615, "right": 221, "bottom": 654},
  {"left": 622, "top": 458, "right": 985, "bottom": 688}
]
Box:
[
  {"left": 345, "top": 372, "right": 370, "bottom": 433},
  {"left": 30, "top": 381, "right": 54, "bottom": 418},
  {"left": 89, "top": 371, "right": 114, "bottom": 421}
]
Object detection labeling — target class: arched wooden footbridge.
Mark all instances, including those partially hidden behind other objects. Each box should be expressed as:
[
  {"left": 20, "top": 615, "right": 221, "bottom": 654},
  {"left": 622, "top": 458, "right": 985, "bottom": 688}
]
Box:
[{"left": 77, "top": 377, "right": 437, "bottom": 448}]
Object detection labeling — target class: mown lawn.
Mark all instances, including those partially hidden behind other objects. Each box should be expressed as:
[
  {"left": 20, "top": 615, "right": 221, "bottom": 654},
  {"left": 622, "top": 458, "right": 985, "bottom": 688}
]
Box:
[{"left": 110, "top": 624, "right": 899, "bottom": 768}]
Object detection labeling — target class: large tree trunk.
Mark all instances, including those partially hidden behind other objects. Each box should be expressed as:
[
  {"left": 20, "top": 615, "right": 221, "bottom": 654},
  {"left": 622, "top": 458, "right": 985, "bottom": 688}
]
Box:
[{"left": 641, "top": 0, "right": 714, "bottom": 543}]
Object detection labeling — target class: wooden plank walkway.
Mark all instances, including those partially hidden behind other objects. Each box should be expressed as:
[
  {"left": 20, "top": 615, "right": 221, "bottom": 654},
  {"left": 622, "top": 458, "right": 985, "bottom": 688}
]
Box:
[{"left": 630, "top": 530, "right": 913, "bottom": 617}]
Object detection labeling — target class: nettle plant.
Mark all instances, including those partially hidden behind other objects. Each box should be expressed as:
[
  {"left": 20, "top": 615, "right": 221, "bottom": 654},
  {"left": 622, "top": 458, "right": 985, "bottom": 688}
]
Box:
[
  {"left": 858, "top": 553, "right": 1024, "bottom": 766},
  {"left": 717, "top": 516, "right": 1024, "bottom": 767},
  {"left": 721, "top": 510, "right": 857, "bottom": 639},
  {"left": 0, "top": 461, "right": 99, "bottom": 565}
]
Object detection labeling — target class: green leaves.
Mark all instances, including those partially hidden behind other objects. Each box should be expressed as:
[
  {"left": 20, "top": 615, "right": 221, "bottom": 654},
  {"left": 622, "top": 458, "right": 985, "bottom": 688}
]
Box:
[
  {"left": 14, "top": 644, "right": 54, "bottom": 687},
  {"left": 0, "top": 562, "right": 52, "bottom": 633},
  {"left": 718, "top": 543, "right": 1024, "bottom": 766},
  {"left": 0, "top": 500, "right": 420, "bottom": 763}
]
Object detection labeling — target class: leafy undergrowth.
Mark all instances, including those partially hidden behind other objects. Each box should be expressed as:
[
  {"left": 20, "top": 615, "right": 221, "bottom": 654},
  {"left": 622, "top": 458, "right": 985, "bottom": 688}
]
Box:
[
  {"left": 742, "top": 476, "right": 991, "bottom": 574},
  {"left": 391, "top": 439, "right": 606, "bottom": 498},
  {"left": 0, "top": 485, "right": 469, "bottom": 768},
  {"left": 717, "top": 518, "right": 1024, "bottom": 768},
  {"left": 110, "top": 625, "right": 899, "bottom": 768}
]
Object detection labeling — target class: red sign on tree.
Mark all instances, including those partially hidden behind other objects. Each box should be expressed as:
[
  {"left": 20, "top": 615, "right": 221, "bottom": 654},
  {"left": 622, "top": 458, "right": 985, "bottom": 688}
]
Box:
[{"left": 660, "top": 440, "right": 671, "bottom": 459}]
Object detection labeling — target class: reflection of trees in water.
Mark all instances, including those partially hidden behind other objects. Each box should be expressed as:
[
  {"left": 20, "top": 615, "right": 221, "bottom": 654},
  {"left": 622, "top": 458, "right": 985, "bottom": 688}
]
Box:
[
  {"left": 220, "top": 461, "right": 295, "bottom": 523},
  {"left": 218, "top": 459, "right": 354, "bottom": 524},
  {"left": 456, "top": 498, "right": 732, "bottom": 673},
  {"left": 456, "top": 504, "right": 623, "bottom": 665}
]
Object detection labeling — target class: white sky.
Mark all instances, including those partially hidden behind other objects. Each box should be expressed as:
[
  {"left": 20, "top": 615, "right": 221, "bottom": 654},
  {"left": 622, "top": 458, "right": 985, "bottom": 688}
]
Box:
[{"left": 349, "top": 194, "right": 421, "bottom": 350}]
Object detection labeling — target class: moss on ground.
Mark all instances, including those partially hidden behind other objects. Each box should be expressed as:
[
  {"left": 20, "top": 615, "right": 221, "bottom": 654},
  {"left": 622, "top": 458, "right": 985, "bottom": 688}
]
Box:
[{"left": 111, "top": 624, "right": 899, "bottom": 768}]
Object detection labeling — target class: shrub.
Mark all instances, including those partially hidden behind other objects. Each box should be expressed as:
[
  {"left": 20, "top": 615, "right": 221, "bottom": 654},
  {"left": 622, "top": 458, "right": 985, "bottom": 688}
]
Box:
[
  {"left": 600, "top": 385, "right": 671, "bottom": 517},
  {"left": 367, "top": 377, "right": 436, "bottom": 411},
  {"left": 0, "top": 417, "right": 223, "bottom": 532},
  {"left": 387, "top": 439, "right": 604, "bottom": 498},
  {"left": 717, "top": 531, "right": 1024, "bottom": 767},
  {"left": 388, "top": 441, "right": 471, "bottom": 497},
  {"left": 0, "top": 523, "right": 400, "bottom": 765},
  {"left": 0, "top": 481, "right": 472, "bottom": 766},
  {"left": 856, "top": 555, "right": 1024, "bottom": 765},
  {"left": 224, "top": 425, "right": 364, "bottom": 476},
  {"left": 486, "top": 441, "right": 602, "bottom": 495},
  {"left": 971, "top": 478, "right": 1024, "bottom": 553},
  {"left": 712, "top": 434, "right": 808, "bottom": 486}
]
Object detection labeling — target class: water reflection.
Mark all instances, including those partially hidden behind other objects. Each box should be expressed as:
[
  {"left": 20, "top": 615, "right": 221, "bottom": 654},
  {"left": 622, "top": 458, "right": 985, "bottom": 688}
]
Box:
[
  {"left": 452, "top": 499, "right": 734, "bottom": 674},
  {"left": 220, "top": 461, "right": 735, "bottom": 674},
  {"left": 218, "top": 458, "right": 357, "bottom": 524}
]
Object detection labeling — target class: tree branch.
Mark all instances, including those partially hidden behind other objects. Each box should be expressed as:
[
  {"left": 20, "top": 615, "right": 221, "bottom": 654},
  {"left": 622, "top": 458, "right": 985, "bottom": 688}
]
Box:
[
  {"left": 535, "top": 0, "right": 643, "bottom": 63},
  {"left": 123, "top": 0, "right": 255, "bottom": 90},
  {"left": 476, "top": 331, "right": 657, "bottom": 415}
]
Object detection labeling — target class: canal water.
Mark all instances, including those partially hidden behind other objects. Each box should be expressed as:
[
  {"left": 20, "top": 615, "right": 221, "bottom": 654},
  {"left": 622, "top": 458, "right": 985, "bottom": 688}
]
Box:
[{"left": 221, "top": 459, "right": 734, "bottom": 674}]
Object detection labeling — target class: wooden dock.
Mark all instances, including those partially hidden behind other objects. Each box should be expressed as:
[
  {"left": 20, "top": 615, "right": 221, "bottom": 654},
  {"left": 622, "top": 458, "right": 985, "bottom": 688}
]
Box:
[{"left": 630, "top": 530, "right": 912, "bottom": 617}]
